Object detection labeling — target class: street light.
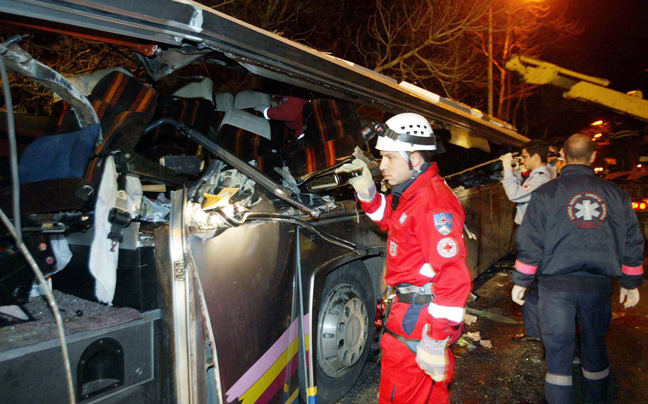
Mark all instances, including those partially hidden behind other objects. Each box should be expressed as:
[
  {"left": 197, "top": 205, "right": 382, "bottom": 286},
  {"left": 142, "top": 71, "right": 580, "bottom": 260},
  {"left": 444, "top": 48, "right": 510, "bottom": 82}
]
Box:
[
  {"left": 591, "top": 120, "right": 603, "bottom": 126},
  {"left": 593, "top": 133, "right": 602, "bottom": 138}
]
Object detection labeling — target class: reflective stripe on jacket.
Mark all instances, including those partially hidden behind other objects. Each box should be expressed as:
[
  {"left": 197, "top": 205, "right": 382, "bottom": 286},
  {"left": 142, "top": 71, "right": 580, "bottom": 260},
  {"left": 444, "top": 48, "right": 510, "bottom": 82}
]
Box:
[{"left": 360, "top": 162, "right": 472, "bottom": 340}]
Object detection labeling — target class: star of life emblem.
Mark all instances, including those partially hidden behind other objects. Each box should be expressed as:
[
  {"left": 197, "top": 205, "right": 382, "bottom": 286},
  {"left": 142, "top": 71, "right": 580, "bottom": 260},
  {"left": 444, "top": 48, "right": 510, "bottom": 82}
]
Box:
[
  {"left": 567, "top": 192, "right": 608, "bottom": 229},
  {"left": 434, "top": 213, "right": 453, "bottom": 235},
  {"left": 437, "top": 237, "right": 458, "bottom": 258},
  {"left": 389, "top": 241, "right": 398, "bottom": 256}
]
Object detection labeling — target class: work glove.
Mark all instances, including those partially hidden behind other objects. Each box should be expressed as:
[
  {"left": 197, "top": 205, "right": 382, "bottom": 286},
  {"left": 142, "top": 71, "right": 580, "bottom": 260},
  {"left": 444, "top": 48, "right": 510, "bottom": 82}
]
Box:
[
  {"left": 500, "top": 153, "right": 513, "bottom": 171},
  {"left": 620, "top": 288, "right": 640, "bottom": 308},
  {"left": 335, "top": 159, "right": 375, "bottom": 200},
  {"left": 511, "top": 285, "right": 527, "bottom": 306},
  {"left": 415, "top": 325, "right": 450, "bottom": 382}
]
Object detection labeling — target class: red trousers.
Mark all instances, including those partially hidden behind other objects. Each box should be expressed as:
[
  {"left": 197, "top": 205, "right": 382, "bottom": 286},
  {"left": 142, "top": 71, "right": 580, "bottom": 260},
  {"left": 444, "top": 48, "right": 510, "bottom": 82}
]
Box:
[{"left": 378, "top": 301, "right": 463, "bottom": 404}]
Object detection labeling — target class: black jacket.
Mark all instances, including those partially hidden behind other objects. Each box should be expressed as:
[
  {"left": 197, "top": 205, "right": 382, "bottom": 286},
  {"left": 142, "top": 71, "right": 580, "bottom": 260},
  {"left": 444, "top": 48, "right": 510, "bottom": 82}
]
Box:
[{"left": 513, "top": 164, "right": 644, "bottom": 289}]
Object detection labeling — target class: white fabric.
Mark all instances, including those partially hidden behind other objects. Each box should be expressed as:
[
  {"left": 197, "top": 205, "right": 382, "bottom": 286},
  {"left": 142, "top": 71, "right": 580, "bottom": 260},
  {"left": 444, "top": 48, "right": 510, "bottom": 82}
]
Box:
[
  {"left": 89, "top": 156, "right": 119, "bottom": 304},
  {"left": 364, "top": 194, "right": 387, "bottom": 221},
  {"left": 419, "top": 263, "right": 436, "bottom": 278},
  {"left": 49, "top": 234, "right": 73, "bottom": 274},
  {"left": 125, "top": 175, "right": 143, "bottom": 218},
  {"left": 428, "top": 302, "right": 466, "bottom": 323}
]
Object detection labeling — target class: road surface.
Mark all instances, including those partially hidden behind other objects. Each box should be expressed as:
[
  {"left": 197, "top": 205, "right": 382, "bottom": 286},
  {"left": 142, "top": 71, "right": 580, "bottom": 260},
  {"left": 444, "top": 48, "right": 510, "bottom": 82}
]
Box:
[{"left": 339, "top": 256, "right": 648, "bottom": 403}]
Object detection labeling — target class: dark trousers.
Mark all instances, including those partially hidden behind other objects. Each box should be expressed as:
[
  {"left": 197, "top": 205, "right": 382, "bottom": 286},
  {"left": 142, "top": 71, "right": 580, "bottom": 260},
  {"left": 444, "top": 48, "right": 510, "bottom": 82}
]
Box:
[
  {"left": 538, "top": 276, "right": 612, "bottom": 404},
  {"left": 521, "top": 280, "right": 541, "bottom": 338}
]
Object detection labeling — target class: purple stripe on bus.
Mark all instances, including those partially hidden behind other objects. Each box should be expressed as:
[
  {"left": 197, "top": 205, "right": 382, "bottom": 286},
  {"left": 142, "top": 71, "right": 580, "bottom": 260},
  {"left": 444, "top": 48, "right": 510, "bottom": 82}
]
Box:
[
  {"left": 225, "top": 314, "right": 310, "bottom": 402},
  {"left": 256, "top": 353, "right": 300, "bottom": 403}
]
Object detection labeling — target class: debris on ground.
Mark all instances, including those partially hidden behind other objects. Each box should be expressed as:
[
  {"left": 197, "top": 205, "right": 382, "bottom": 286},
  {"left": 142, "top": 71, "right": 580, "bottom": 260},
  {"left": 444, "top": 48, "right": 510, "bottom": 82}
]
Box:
[
  {"left": 464, "top": 313, "right": 478, "bottom": 325},
  {"left": 466, "top": 307, "right": 521, "bottom": 324},
  {"left": 464, "top": 331, "right": 481, "bottom": 342},
  {"left": 479, "top": 340, "right": 493, "bottom": 349},
  {"left": 612, "top": 312, "right": 626, "bottom": 321},
  {"left": 455, "top": 336, "right": 477, "bottom": 352}
]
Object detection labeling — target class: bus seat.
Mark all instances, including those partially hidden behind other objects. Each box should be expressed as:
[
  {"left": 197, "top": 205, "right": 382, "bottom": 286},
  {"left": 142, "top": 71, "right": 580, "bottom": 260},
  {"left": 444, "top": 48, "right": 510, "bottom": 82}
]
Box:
[
  {"left": 301, "top": 99, "right": 361, "bottom": 147},
  {"left": 138, "top": 96, "right": 214, "bottom": 161},
  {"left": 287, "top": 134, "right": 357, "bottom": 176}
]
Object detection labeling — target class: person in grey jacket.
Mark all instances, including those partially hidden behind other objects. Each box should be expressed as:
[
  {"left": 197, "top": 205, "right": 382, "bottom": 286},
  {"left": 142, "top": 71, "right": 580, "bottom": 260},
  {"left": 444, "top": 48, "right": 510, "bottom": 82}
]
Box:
[
  {"left": 512, "top": 133, "right": 644, "bottom": 404},
  {"left": 501, "top": 139, "right": 555, "bottom": 340},
  {"left": 501, "top": 139, "right": 556, "bottom": 226}
]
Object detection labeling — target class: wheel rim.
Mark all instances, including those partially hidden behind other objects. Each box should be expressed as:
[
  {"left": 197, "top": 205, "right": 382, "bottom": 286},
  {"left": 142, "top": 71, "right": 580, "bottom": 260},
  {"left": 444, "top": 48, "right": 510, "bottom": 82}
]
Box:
[{"left": 317, "top": 283, "right": 369, "bottom": 378}]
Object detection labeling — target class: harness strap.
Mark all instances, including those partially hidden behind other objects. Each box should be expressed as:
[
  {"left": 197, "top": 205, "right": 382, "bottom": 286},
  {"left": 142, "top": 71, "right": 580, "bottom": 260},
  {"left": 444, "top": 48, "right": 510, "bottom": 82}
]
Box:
[
  {"left": 395, "top": 282, "right": 433, "bottom": 295},
  {"left": 384, "top": 328, "right": 420, "bottom": 354},
  {"left": 396, "top": 293, "right": 433, "bottom": 305}
]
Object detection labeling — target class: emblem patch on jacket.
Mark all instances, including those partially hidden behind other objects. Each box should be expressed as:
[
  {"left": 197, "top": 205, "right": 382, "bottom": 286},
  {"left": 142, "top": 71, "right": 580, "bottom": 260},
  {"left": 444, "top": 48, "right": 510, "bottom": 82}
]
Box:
[
  {"left": 567, "top": 192, "right": 608, "bottom": 229},
  {"left": 399, "top": 213, "right": 408, "bottom": 224},
  {"left": 437, "top": 237, "right": 458, "bottom": 258},
  {"left": 389, "top": 241, "right": 398, "bottom": 256},
  {"left": 434, "top": 213, "right": 453, "bottom": 235}
]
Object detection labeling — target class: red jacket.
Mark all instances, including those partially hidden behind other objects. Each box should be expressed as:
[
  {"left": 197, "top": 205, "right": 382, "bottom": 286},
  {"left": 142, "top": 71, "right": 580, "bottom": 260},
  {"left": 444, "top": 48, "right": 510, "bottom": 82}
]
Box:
[
  {"left": 265, "top": 96, "right": 308, "bottom": 136},
  {"left": 360, "top": 163, "right": 472, "bottom": 340}
]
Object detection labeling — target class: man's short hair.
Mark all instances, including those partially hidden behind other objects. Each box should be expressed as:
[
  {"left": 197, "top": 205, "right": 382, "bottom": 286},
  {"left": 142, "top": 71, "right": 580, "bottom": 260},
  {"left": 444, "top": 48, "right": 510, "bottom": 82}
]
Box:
[
  {"left": 523, "top": 140, "right": 549, "bottom": 163},
  {"left": 564, "top": 134, "right": 596, "bottom": 163},
  {"left": 549, "top": 138, "right": 566, "bottom": 152},
  {"left": 409, "top": 150, "right": 433, "bottom": 162}
]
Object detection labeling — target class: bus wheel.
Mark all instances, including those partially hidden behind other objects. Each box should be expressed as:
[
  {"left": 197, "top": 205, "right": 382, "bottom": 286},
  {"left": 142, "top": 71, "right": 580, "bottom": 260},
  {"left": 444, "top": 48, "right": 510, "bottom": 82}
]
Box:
[{"left": 315, "top": 261, "right": 375, "bottom": 403}]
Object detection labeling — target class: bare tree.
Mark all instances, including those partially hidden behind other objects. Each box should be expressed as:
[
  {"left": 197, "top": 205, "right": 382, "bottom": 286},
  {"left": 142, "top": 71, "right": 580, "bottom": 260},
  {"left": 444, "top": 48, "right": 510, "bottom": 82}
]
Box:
[
  {"left": 202, "top": 0, "right": 322, "bottom": 39},
  {"left": 477, "top": 0, "right": 582, "bottom": 122},
  {"left": 355, "top": 0, "right": 581, "bottom": 131},
  {"left": 357, "top": 0, "right": 492, "bottom": 98},
  {"left": 1, "top": 34, "right": 141, "bottom": 115}
]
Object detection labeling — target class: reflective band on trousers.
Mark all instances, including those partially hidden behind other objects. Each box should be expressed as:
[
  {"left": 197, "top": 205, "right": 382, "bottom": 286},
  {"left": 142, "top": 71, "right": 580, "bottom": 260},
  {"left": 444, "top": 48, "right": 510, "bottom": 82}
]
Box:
[
  {"left": 582, "top": 367, "right": 610, "bottom": 380},
  {"left": 545, "top": 373, "right": 573, "bottom": 386}
]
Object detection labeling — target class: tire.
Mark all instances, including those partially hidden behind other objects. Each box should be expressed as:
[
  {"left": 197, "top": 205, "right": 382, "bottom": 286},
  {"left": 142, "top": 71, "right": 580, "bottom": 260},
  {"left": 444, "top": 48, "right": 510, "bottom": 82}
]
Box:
[{"left": 313, "top": 261, "right": 376, "bottom": 404}]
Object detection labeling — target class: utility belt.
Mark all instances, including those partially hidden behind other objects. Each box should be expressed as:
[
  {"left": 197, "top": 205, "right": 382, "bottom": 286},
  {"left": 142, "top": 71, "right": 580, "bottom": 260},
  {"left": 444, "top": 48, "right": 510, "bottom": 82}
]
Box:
[{"left": 394, "top": 282, "right": 434, "bottom": 305}]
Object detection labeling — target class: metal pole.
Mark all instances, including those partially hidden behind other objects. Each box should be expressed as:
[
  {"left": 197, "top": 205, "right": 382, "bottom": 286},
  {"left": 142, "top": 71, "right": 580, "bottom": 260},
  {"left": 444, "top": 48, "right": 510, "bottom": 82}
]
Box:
[{"left": 488, "top": 3, "right": 493, "bottom": 117}]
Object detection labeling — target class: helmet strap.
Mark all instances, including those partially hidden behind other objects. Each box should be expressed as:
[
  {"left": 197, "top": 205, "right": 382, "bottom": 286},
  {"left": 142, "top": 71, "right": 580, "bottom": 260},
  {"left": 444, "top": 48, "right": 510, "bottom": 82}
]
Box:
[{"left": 399, "top": 151, "right": 411, "bottom": 165}]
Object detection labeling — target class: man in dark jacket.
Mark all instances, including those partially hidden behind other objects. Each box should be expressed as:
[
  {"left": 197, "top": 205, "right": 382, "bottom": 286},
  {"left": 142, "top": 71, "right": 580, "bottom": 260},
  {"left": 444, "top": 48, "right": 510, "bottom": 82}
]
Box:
[{"left": 511, "top": 133, "right": 644, "bottom": 404}]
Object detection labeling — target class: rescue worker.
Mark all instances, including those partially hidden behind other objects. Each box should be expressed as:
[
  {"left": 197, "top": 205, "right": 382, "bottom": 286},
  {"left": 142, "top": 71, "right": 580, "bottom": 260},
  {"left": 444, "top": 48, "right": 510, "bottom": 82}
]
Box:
[
  {"left": 256, "top": 96, "right": 309, "bottom": 139},
  {"left": 336, "top": 113, "right": 472, "bottom": 403},
  {"left": 501, "top": 139, "right": 554, "bottom": 341},
  {"left": 511, "top": 133, "right": 644, "bottom": 403},
  {"left": 501, "top": 139, "right": 555, "bottom": 226},
  {"left": 548, "top": 138, "right": 566, "bottom": 177}
]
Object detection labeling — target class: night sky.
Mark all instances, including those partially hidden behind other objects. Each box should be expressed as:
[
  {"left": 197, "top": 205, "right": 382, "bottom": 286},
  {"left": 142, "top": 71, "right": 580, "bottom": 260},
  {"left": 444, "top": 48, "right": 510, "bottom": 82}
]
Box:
[
  {"left": 538, "top": 0, "right": 648, "bottom": 167},
  {"left": 524, "top": 0, "right": 648, "bottom": 144},
  {"left": 544, "top": 0, "right": 648, "bottom": 104}
]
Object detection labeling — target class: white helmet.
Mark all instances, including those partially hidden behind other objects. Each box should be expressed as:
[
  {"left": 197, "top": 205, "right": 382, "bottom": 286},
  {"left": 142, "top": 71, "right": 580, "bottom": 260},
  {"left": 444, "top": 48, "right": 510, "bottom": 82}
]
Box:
[{"left": 375, "top": 113, "right": 437, "bottom": 152}]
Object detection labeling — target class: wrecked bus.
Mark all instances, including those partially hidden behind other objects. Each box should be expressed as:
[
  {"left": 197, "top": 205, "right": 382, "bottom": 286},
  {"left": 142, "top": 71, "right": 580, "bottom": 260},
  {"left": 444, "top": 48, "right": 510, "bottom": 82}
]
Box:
[{"left": 0, "top": 1, "right": 529, "bottom": 403}]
